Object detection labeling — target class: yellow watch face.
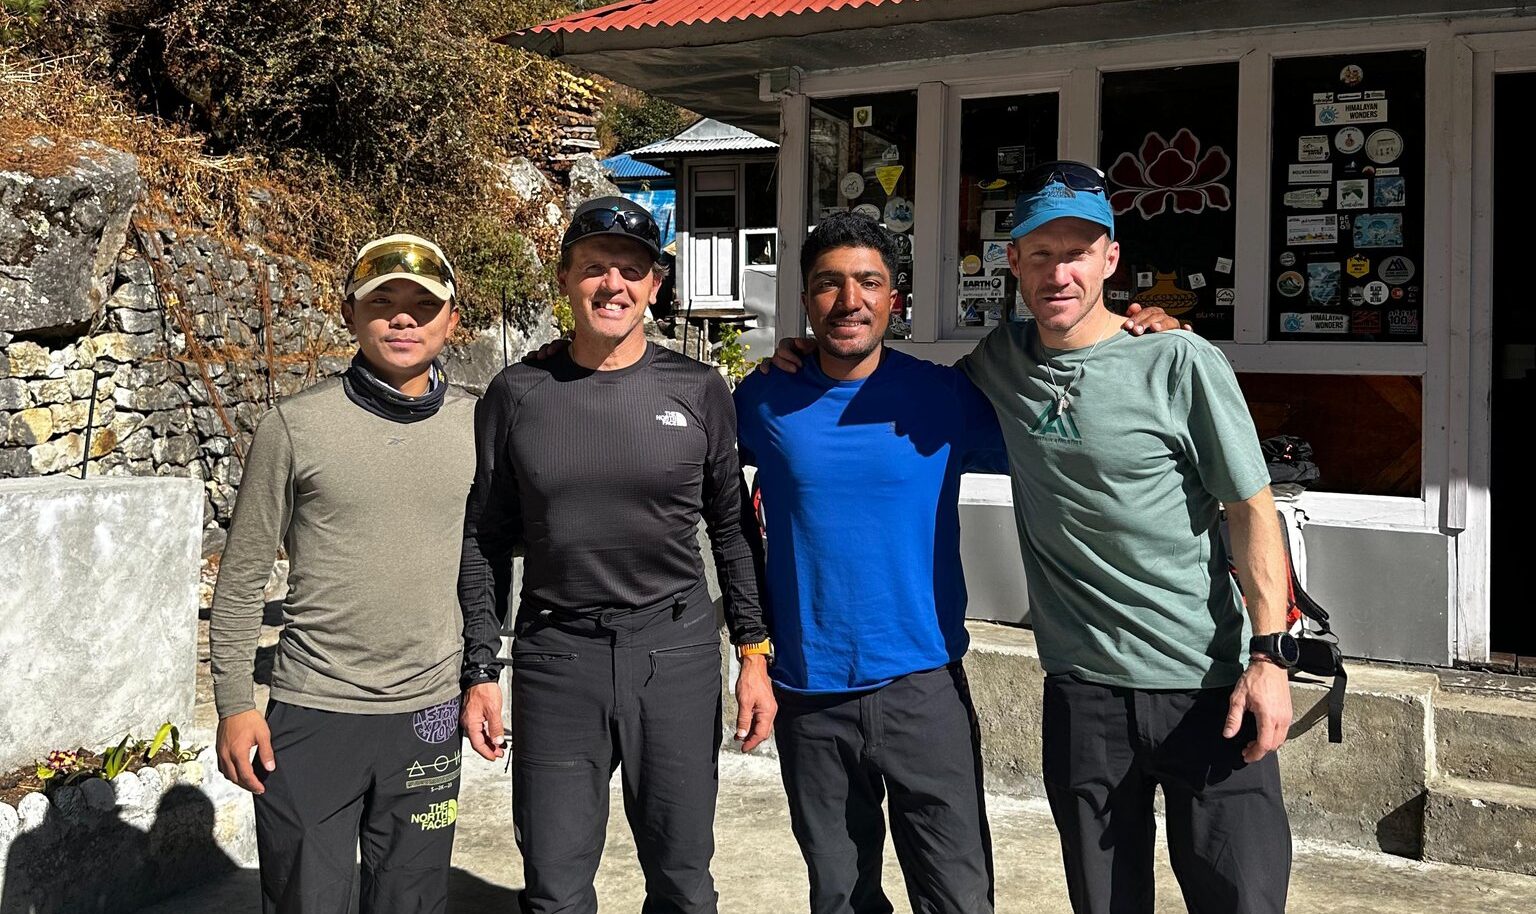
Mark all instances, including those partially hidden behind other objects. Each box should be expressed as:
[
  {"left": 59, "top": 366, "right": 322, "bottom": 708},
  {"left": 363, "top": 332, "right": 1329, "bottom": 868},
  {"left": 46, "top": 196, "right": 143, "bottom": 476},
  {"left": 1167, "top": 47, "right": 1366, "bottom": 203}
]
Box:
[{"left": 739, "top": 640, "right": 772, "bottom": 656}]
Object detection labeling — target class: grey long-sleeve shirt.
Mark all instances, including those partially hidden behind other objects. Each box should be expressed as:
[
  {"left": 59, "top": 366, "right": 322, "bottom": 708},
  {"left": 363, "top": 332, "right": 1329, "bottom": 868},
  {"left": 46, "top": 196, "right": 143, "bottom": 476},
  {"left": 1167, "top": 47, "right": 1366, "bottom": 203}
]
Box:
[
  {"left": 209, "top": 379, "right": 477, "bottom": 717},
  {"left": 458, "top": 343, "right": 766, "bottom": 672}
]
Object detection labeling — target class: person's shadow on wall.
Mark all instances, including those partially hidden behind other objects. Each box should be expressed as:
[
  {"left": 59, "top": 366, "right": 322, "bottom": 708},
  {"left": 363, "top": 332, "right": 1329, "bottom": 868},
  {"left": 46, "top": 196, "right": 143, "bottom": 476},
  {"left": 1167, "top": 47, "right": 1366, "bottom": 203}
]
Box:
[{"left": 1, "top": 784, "right": 235, "bottom": 914}]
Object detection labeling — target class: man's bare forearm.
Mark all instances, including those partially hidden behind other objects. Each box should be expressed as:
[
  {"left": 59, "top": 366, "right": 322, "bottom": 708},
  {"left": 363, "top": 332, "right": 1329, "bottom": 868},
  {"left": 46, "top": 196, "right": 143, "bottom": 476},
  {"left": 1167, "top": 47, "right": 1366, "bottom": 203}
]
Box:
[{"left": 1225, "top": 486, "right": 1288, "bottom": 636}]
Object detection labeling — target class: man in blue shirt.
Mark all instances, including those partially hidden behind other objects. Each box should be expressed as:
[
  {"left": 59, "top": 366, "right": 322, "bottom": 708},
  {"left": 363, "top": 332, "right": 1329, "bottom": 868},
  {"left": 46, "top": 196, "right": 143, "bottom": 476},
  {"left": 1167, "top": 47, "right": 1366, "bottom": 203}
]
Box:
[{"left": 736, "top": 212, "right": 1179, "bottom": 914}]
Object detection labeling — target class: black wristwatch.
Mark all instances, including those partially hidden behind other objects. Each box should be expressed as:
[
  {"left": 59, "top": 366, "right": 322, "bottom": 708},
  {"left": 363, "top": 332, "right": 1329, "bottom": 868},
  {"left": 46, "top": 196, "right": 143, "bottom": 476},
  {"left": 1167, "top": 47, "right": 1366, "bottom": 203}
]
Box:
[{"left": 1249, "top": 632, "right": 1300, "bottom": 669}]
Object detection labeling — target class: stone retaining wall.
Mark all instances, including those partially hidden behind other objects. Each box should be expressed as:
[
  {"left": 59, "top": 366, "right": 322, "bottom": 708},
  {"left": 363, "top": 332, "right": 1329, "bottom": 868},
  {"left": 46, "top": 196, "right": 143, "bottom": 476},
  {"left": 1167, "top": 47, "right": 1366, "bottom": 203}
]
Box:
[
  {"left": 2, "top": 139, "right": 358, "bottom": 554},
  {"left": 2, "top": 137, "right": 565, "bottom": 554}
]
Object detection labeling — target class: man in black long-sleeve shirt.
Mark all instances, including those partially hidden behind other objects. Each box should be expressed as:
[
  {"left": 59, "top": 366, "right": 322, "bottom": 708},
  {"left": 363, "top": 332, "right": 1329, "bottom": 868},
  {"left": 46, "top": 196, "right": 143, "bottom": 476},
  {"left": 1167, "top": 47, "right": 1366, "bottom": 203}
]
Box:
[{"left": 458, "top": 197, "right": 774, "bottom": 914}]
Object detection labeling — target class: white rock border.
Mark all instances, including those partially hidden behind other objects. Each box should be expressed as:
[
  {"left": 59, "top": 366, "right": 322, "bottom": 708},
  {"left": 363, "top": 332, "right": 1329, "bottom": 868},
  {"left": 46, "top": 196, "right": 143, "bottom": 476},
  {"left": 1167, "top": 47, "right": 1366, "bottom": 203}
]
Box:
[{"left": 0, "top": 746, "right": 256, "bottom": 899}]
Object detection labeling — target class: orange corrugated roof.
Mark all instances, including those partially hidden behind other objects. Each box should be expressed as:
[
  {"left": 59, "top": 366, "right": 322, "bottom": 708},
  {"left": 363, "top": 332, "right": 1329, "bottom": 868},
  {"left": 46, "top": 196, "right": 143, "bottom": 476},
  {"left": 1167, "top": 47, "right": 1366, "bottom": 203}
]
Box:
[{"left": 522, "top": 0, "right": 914, "bottom": 35}]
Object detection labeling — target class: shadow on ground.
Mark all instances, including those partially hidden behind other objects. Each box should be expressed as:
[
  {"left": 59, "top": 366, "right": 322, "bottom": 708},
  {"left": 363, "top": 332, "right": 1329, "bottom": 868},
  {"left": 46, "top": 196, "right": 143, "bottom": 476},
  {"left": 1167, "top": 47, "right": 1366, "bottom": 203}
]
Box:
[
  {"left": 2, "top": 786, "right": 235, "bottom": 914},
  {"left": 128, "top": 865, "right": 520, "bottom": 912}
]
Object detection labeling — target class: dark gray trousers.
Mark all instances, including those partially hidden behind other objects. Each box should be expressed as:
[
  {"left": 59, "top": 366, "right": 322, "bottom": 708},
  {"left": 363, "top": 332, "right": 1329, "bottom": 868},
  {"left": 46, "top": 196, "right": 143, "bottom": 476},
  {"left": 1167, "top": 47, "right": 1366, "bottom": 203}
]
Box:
[
  {"left": 254, "top": 697, "right": 463, "bottom": 914},
  {"left": 1042, "top": 673, "right": 1292, "bottom": 914},
  {"left": 774, "top": 663, "right": 995, "bottom": 914},
  {"left": 510, "top": 582, "right": 723, "bottom": 914}
]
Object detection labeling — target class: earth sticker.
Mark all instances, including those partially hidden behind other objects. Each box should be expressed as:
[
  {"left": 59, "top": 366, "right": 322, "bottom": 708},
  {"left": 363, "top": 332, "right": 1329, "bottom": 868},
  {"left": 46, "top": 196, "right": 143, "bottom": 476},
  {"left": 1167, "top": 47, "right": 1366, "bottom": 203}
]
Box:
[{"left": 413, "top": 697, "right": 461, "bottom": 744}]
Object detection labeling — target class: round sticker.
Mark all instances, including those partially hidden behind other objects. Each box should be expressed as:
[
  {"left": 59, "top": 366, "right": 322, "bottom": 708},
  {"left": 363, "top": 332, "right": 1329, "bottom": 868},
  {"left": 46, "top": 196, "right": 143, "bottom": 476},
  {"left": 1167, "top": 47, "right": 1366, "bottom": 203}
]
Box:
[
  {"left": 839, "top": 172, "right": 866, "bottom": 199},
  {"left": 961, "top": 254, "right": 982, "bottom": 276},
  {"left": 892, "top": 233, "right": 912, "bottom": 257},
  {"left": 853, "top": 203, "right": 882, "bottom": 222},
  {"left": 1391, "top": 287, "right": 1405, "bottom": 300},
  {"left": 1279, "top": 251, "right": 1297, "bottom": 267},
  {"left": 1378, "top": 255, "right": 1415, "bottom": 285},
  {"left": 1365, "top": 129, "right": 1403, "bottom": 164},
  {"left": 1340, "top": 64, "right": 1365, "bottom": 87},
  {"left": 1347, "top": 286, "right": 1365, "bottom": 306},
  {"left": 1363, "top": 281, "right": 1390, "bottom": 305},
  {"left": 1335, "top": 127, "right": 1365, "bottom": 154},
  {"left": 1276, "top": 271, "right": 1305, "bottom": 298},
  {"left": 883, "top": 196, "right": 914, "bottom": 232}
]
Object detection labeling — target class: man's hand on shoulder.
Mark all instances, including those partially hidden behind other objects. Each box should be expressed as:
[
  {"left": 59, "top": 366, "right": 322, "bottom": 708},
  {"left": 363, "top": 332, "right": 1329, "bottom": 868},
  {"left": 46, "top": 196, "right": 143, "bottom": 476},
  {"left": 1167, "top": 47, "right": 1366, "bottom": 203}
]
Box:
[
  {"left": 1224, "top": 657, "right": 1293, "bottom": 763},
  {"left": 216, "top": 709, "right": 275, "bottom": 794},
  {"left": 758, "top": 337, "right": 816, "bottom": 375},
  {"left": 461, "top": 681, "right": 506, "bottom": 761},
  {"left": 523, "top": 338, "right": 571, "bottom": 363},
  {"left": 1122, "top": 303, "right": 1194, "bottom": 336}
]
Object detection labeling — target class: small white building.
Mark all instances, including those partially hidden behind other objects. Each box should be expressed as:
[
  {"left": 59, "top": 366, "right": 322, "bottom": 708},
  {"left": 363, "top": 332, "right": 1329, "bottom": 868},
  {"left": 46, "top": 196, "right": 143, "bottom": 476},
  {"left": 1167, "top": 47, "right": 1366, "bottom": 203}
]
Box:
[{"left": 629, "top": 118, "right": 780, "bottom": 320}]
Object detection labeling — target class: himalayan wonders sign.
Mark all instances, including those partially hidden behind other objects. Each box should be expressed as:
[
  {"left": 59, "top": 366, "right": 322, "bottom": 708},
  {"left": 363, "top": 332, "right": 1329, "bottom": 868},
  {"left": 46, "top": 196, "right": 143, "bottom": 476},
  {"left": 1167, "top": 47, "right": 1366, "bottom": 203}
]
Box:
[
  {"left": 1101, "top": 62, "right": 1240, "bottom": 341},
  {"left": 1269, "top": 49, "right": 1425, "bottom": 341}
]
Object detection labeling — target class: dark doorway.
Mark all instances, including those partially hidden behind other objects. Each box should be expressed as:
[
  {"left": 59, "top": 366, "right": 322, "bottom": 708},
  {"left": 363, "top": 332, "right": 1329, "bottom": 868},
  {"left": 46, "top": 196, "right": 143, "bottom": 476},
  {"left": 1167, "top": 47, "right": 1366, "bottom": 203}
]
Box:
[{"left": 1490, "top": 72, "right": 1536, "bottom": 661}]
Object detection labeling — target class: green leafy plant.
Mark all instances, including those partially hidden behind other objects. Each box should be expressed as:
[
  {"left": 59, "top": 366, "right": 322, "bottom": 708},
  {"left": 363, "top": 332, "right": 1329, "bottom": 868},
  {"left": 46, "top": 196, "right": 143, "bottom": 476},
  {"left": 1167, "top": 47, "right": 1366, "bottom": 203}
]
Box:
[
  {"left": 100, "top": 735, "right": 133, "bottom": 780},
  {"left": 598, "top": 84, "right": 692, "bottom": 155},
  {"left": 1, "top": 0, "right": 48, "bottom": 46},
  {"left": 716, "top": 323, "right": 751, "bottom": 385}
]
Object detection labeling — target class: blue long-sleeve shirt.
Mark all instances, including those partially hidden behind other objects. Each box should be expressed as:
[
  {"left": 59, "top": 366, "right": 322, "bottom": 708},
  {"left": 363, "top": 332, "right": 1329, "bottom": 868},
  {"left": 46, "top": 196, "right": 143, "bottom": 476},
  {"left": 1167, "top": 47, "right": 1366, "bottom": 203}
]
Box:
[{"left": 734, "top": 348, "right": 1007, "bottom": 693}]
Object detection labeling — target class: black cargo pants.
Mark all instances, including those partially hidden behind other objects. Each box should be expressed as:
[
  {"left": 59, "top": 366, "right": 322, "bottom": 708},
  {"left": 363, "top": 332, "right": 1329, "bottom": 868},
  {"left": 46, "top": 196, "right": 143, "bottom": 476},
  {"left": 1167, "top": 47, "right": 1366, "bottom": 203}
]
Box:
[{"left": 510, "top": 581, "right": 723, "bottom": 914}]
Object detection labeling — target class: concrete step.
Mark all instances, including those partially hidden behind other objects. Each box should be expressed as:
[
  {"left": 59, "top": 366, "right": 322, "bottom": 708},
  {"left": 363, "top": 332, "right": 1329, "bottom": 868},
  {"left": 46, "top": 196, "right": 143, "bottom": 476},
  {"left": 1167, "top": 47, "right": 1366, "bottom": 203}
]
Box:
[
  {"left": 1434, "top": 690, "right": 1536, "bottom": 790},
  {"left": 1423, "top": 776, "right": 1536, "bottom": 876}
]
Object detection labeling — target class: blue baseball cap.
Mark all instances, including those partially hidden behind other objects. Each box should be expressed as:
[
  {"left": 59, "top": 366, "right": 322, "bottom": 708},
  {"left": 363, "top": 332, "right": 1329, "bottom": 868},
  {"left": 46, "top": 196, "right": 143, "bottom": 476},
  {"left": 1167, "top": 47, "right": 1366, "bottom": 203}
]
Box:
[{"left": 1010, "top": 180, "right": 1115, "bottom": 242}]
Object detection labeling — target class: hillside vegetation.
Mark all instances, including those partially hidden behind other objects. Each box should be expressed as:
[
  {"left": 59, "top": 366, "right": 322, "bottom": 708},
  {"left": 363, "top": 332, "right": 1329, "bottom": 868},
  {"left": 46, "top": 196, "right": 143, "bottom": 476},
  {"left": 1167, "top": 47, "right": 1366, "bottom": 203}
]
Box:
[{"left": 1, "top": 0, "right": 616, "bottom": 329}]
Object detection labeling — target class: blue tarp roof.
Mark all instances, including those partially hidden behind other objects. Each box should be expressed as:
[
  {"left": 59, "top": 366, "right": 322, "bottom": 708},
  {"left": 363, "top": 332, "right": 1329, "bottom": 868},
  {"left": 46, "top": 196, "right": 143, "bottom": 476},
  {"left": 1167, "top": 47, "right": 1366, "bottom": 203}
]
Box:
[{"left": 602, "top": 154, "right": 672, "bottom": 180}]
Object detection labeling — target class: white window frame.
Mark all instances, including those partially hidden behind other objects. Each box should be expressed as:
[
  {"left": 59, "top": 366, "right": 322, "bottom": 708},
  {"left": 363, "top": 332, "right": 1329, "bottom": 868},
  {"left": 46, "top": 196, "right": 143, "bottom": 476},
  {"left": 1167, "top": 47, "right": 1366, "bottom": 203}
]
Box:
[{"left": 941, "top": 76, "right": 1069, "bottom": 341}]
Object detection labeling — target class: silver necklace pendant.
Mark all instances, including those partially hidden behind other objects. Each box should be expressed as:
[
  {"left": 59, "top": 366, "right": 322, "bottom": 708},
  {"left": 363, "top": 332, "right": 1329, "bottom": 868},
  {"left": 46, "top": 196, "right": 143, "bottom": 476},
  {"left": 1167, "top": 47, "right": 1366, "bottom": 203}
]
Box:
[{"left": 1056, "top": 393, "right": 1073, "bottom": 416}]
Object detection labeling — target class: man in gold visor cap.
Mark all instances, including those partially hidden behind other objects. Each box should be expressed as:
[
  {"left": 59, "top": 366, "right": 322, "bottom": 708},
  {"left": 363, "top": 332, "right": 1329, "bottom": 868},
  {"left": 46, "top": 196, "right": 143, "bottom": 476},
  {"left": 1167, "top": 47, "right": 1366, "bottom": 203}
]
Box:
[{"left": 211, "top": 232, "right": 478, "bottom": 913}]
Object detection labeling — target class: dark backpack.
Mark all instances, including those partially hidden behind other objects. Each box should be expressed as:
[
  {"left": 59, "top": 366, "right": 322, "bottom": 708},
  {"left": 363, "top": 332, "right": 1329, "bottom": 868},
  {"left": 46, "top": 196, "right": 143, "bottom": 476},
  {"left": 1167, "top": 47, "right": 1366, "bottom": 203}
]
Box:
[{"left": 1261, "top": 435, "right": 1321, "bottom": 488}]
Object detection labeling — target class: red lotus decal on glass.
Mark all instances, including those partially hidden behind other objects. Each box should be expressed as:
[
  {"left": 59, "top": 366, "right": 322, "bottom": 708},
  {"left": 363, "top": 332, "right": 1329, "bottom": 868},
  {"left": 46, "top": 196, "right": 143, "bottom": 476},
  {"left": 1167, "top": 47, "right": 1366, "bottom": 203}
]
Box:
[{"left": 1108, "top": 128, "right": 1232, "bottom": 219}]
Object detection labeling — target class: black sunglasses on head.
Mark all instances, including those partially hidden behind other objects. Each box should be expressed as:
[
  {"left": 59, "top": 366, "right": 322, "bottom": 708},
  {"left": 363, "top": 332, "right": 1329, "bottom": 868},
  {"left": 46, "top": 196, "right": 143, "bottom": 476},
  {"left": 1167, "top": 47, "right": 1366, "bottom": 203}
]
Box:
[
  {"left": 1018, "top": 160, "right": 1108, "bottom": 195},
  {"left": 562, "top": 207, "right": 662, "bottom": 253}
]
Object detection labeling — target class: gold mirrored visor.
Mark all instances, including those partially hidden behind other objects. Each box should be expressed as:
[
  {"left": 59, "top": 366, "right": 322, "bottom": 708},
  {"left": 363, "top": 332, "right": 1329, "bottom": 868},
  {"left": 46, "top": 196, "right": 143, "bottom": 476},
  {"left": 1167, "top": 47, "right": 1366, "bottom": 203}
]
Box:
[{"left": 345, "top": 242, "right": 455, "bottom": 302}]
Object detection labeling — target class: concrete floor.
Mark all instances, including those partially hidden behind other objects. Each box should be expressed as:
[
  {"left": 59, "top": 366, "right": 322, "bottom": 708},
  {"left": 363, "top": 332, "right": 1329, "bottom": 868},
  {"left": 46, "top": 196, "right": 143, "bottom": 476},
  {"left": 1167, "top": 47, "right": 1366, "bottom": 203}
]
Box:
[{"left": 138, "top": 749, "right": 1536, "bottom": 913}]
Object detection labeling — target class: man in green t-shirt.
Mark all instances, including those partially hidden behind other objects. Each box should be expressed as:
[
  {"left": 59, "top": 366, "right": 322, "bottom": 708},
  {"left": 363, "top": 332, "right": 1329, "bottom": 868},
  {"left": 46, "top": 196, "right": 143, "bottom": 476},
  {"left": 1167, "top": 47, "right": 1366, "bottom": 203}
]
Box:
[{"left": 959, "top": 161, "right": 1294, "bottom": 913}]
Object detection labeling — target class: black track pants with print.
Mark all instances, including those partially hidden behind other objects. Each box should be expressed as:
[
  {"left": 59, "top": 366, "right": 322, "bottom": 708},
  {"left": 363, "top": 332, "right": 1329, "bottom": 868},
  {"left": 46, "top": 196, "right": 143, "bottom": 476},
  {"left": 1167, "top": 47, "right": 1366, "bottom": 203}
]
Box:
[{"left": 254, "top": 697, "right": 464, "bottom": 914}]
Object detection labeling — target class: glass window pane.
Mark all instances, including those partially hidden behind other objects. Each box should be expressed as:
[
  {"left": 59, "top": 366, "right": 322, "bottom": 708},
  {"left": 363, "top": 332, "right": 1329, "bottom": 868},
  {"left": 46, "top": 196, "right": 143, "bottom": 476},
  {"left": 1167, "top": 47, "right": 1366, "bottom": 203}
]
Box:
[
  {"left": 693, "top": 194, "right": 736, "bottom": 230},
  {"left": 746, "top": 232, "right": 777, "bottom": 266},
  {"left": 809, "top": 92, "right": 918, "bottom": 340},
  {"left": 1101, "top": 63, "right": 1239, "bottom": 341},
  {"left": 1268, "top": 50, "right": 1425, "bottom": 341},
  {"left": 694, "top": 168, "right": 736, "bottom": 192},
  {"left": 1236, "top": 373, "right": 1421, "bottom": 497},
  {"left": 956, "top": 92, "right": 1059, "bottom": 331},
  {"left": 744, "top": 162, "right": 777, "bottom": 229}
]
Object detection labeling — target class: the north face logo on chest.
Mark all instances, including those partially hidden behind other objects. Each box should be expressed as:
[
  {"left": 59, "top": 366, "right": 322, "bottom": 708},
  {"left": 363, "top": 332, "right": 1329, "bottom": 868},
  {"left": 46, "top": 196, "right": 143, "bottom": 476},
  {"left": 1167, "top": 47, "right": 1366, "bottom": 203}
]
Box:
[{"left": 655, "top": 410, "right": 688, "bottom": 428}]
